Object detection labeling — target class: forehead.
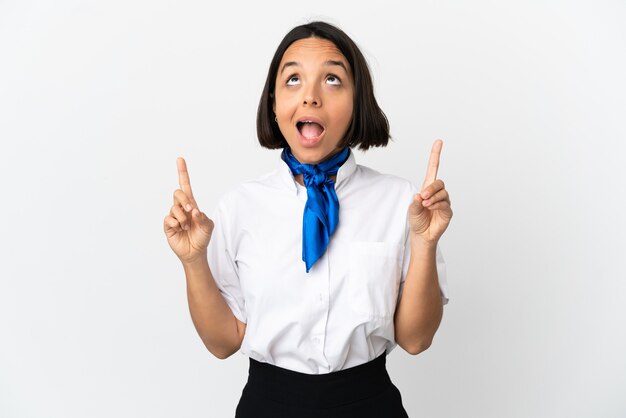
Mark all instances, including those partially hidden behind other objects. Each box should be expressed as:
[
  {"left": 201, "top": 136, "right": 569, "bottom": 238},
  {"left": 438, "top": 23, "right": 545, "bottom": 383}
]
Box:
[{"left": 280, "top": 37, "right": 349, "bottom": 67}]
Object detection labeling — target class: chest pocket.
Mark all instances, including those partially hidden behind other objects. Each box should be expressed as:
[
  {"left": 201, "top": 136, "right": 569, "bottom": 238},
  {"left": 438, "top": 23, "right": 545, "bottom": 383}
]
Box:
[{"left": 348, "top": 241, "right": 404, "bottom": 319}]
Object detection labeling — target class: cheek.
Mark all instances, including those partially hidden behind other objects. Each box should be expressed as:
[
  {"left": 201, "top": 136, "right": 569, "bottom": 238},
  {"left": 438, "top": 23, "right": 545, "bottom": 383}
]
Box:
[
  {"left": 336, "top": 99, "right": 353, "bottom": 125},
  {"left": 274, "top": 94, "right": 297, "bottom": 115}
]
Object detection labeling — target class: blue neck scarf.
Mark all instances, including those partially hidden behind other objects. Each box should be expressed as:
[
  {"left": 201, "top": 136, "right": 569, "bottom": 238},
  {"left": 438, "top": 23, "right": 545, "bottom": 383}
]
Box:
[{"left": 281, "top": 146, "right": 351, "bottom": 273}]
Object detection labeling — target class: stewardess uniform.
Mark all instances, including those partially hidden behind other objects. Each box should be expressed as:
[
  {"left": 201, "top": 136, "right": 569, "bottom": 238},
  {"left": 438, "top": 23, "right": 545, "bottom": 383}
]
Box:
[{"left": 207, "top": 147, "right": 449, "bottom": 417}]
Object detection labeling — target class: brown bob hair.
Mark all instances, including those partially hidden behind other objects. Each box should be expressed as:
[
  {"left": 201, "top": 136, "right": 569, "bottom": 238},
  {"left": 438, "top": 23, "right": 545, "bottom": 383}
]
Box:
[{"left": 256, "top": 21, "right": 391, "bottom": 151}]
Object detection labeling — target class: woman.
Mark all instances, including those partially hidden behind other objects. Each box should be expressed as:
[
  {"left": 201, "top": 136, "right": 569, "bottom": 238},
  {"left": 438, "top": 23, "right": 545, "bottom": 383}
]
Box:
[{"left": 164, "top": 21, "right": 452, "bottom": 417}]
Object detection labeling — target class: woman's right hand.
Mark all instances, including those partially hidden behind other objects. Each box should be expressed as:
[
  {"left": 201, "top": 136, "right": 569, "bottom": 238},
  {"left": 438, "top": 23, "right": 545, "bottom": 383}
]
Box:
[{"left": 163, "top": 157, "right": 214, "bottom": 265}]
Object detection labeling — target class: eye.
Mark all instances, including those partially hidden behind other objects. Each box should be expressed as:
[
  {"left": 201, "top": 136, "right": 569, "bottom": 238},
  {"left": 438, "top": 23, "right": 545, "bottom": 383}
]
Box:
[
  {"left": 326, "top": 74, "right": 342, "bottom": 85},
  {"left": 286, "top": 75, "right": 300, "bottom": 86}
]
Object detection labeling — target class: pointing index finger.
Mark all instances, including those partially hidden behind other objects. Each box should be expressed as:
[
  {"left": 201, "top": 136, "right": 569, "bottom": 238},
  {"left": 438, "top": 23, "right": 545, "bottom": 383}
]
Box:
[
  {"left": 177, "top": 157, "right": 196, "bottom": 200},
  {"left": 424, "top": 139, "right": 443, "bottom": 187}
]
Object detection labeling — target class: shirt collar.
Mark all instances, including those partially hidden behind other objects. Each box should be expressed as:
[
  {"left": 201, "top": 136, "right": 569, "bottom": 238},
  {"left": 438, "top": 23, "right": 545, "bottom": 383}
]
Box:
[{"left": 277, "top": 148, "right": 357, "bottom": 194}]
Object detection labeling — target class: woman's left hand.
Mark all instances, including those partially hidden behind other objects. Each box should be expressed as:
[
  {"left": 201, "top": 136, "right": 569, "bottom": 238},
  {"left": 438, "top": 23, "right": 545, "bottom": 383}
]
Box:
[{"left": 408, "top": 139, "right": 453, "bottom": 245}]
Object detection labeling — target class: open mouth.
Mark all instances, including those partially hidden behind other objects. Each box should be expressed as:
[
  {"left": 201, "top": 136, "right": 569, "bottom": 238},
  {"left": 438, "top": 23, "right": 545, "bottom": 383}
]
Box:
[{"left": 296, "top": 121, "right": 325, "bottom": 139}]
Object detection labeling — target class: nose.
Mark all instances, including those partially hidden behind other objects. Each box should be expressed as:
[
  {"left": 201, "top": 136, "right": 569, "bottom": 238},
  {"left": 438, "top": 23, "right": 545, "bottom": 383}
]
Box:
[
  {"left": 303, "top": 96, "right": 319, "bottom": 106},
  {"left": 302, "top": 85, "right": 321, "bottom": 107}
]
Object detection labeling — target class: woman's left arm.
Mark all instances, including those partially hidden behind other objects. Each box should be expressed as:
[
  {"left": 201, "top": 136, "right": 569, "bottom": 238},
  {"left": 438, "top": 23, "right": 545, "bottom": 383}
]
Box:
[{"left": 394, "top": 139, "right": 453, "bottom": 355}]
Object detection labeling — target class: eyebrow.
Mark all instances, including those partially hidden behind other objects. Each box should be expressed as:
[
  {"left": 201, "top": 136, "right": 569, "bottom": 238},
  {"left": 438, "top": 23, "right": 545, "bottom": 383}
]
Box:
[{"left": 280, "top": 60, "right": 348, "bottom": 75}]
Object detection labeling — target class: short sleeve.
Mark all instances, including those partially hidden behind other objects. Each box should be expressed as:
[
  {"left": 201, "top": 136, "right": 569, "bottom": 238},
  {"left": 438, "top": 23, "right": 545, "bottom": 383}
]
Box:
[
  {"left": 397, "top": 182, "right": 450, "bottom": 306},
  {"left": 206, "top": 198, "right": 247, "bottom": 323}
]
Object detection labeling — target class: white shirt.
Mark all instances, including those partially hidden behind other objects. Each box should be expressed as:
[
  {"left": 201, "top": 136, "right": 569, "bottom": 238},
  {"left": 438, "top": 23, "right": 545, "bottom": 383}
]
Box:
[{"left": 207, "top": 148, "right": 449, "bottom": 374}]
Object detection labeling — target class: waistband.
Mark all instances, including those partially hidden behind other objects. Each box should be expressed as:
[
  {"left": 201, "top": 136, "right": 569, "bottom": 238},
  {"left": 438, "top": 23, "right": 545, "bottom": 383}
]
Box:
[{"left": 245, "top": 352, "right": 392, "bottom": 408}]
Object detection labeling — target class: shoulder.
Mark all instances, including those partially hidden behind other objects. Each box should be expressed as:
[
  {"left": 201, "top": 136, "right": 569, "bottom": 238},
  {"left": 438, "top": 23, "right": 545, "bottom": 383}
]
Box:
[
  {"left": 353, "top": 163, "right": 419, "bottom": 197},
  {"left": 213, "top": 167, "right": 286, "bottom": 212}
]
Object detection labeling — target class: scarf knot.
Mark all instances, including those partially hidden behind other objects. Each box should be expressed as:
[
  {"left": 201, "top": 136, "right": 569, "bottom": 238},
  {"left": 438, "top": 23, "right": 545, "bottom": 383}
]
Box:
[
  {"left": 302, "top": 166, "right": 331, "bottom": 189},
  {"left": 281, "top": 146, "right": 350, "bottom": 273}
]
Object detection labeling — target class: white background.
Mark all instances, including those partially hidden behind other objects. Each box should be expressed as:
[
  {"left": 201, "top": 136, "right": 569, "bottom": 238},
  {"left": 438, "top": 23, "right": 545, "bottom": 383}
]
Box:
[{"left": 1, "top": 1, "right": 625, "bottom": 417}]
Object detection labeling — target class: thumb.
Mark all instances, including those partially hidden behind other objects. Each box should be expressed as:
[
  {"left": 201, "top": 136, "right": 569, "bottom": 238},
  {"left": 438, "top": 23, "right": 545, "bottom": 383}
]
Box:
[
  {"left": 410, "top": 192, "right": 425, "bottom": 215},
  {"left": 191, "top": 208, "right": 209, "bottom": 231}
]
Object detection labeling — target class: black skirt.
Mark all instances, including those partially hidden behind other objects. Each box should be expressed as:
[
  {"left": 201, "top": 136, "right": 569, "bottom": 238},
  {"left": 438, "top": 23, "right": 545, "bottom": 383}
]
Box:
[{"left": 235, "top": 352, "right": 409, "bottom": 418}]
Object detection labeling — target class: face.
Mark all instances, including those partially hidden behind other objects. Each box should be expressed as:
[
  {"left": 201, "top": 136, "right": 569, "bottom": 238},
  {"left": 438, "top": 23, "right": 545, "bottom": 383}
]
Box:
[{"left": 273, "top": 37, "right": 354, "bottom": 164}]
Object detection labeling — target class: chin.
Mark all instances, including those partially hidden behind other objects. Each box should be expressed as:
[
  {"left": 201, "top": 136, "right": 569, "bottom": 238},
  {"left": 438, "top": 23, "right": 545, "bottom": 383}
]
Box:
[{"left": 292, "top": 147, "right": 334, "bottom": 164}]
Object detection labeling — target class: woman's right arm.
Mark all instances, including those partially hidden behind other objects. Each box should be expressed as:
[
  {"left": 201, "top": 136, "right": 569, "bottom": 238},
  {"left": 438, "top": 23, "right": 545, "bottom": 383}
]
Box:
[{"left": 164, "top": 157, "right": 245, "bottom": 359}]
